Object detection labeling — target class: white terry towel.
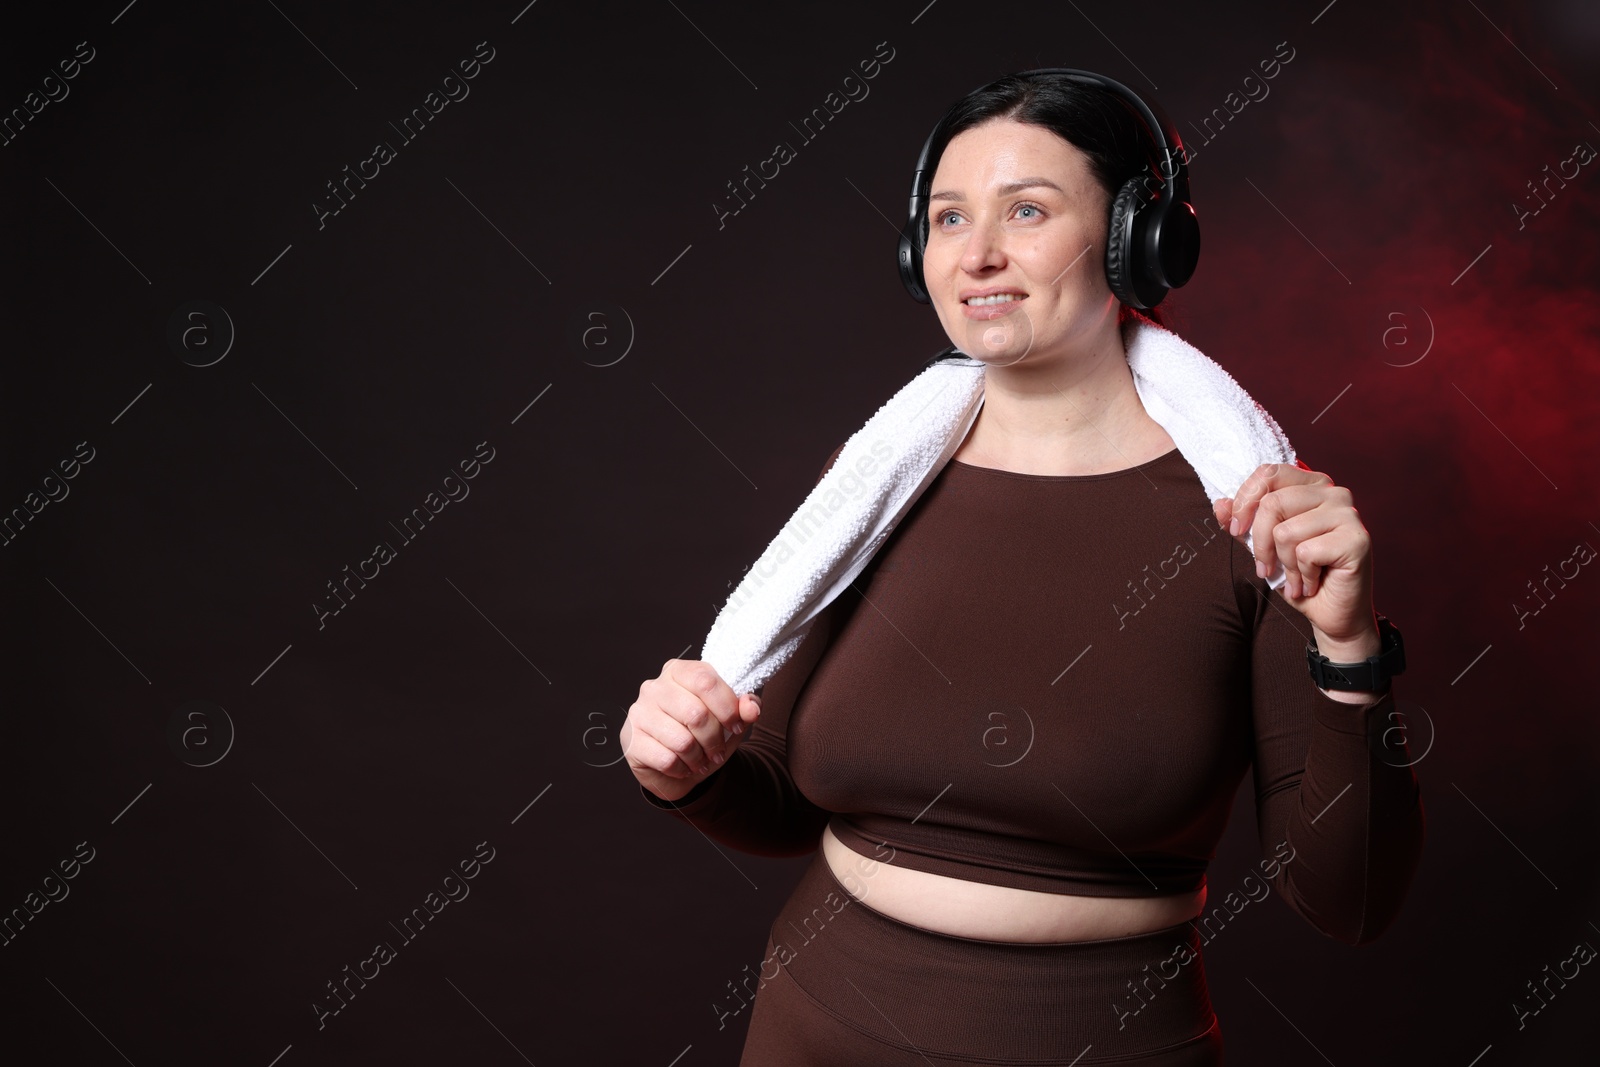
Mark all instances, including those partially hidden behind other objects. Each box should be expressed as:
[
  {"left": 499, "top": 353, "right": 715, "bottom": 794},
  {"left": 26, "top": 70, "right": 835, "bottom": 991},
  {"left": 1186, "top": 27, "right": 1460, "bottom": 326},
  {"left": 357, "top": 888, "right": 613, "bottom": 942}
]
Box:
[{"left": 699, "top": 318, "right": 1298, "bottom": 700}]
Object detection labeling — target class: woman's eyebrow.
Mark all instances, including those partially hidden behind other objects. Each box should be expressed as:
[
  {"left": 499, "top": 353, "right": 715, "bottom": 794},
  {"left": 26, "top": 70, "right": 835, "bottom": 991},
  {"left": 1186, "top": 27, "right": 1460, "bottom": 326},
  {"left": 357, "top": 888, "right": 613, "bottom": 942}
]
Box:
[{"left": 928, "top": 178, "right": 1065, "bottom": 202}]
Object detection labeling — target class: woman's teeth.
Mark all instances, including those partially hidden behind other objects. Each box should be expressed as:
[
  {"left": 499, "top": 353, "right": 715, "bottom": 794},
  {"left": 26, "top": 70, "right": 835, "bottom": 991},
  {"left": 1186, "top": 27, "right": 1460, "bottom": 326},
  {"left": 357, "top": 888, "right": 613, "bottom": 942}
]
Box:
[{"left": 965, "top": 294, "right": 1024, "bottom": 306}]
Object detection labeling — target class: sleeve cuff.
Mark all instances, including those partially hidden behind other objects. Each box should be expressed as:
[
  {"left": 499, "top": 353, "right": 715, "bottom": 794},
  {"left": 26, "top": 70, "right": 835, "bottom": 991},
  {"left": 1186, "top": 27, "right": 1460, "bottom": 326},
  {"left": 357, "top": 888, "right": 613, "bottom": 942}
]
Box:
[{"left": 1311, "top": 683, "right": 1396, "bottom": 738}]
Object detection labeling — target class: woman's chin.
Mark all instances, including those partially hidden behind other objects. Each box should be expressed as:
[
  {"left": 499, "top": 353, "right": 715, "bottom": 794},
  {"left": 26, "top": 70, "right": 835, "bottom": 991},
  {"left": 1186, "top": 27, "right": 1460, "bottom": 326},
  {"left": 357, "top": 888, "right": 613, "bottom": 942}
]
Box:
[
  {"left": 947, "top": 321, "right": 1036, "bottom": 367},
  {"left": 955, "top": 313, "right": 1037, "bottom": 365}
]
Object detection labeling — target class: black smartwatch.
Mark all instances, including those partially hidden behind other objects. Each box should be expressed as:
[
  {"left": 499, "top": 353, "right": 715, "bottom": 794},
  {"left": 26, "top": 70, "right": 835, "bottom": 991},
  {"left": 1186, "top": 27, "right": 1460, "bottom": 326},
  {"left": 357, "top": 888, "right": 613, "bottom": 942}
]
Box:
[{"left": 1306, "top": 614, "right": 1406, "bottom": 692}]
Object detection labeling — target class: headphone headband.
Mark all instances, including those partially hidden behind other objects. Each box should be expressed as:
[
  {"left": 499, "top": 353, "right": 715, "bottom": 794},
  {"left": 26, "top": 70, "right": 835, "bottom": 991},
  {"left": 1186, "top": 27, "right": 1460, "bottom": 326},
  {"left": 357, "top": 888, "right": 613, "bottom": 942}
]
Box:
[
  {"left": 897, "top": 67, "right": 1200, "bottom": 309},
  {"left": 1019, "top": 68, "right": 1189, "bottom": 203}
]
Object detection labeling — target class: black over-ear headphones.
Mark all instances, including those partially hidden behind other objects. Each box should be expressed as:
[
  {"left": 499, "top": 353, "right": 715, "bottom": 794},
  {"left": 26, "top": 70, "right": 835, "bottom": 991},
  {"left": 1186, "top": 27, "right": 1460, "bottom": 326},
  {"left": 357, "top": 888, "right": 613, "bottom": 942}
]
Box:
[{"left": 896, "top": 68, "right": 1200, "bottom": 310}]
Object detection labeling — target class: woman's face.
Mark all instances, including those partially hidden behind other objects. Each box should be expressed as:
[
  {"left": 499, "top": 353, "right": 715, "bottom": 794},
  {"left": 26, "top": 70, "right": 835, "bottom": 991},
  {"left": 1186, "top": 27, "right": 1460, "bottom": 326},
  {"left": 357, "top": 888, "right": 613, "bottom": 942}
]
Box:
[{"left": 922, "top": 118, "right": 1118, "bottom": 366}]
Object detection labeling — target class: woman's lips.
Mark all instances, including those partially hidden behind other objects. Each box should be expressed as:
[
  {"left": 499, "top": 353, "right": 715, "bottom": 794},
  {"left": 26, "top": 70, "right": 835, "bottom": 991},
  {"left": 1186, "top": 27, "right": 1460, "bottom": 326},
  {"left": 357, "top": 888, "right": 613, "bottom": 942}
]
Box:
[{"left": 959, "top": 296, "right": 1027, "bottom": 320}]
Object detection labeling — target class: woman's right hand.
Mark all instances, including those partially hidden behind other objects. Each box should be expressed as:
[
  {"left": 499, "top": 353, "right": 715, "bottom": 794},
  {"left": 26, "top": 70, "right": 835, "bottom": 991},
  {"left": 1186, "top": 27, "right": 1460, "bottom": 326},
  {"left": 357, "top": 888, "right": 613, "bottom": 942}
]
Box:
[{"left": 623, "top": 659, "right": 763, "bottom": 803}]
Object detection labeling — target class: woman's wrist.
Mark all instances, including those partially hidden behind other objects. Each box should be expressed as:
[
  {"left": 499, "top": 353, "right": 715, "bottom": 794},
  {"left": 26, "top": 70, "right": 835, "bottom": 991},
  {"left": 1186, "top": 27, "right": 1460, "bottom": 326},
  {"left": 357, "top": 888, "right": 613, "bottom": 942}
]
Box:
[
  {"left": 1309, "top": 617, "right": 1386, "bottom": 704},
  {"left": 1318, "top": 682, "right": 1391, "bottom": 706},
  {"left": 1310, "top": 620, "right": 1382, "bottom": 664}
]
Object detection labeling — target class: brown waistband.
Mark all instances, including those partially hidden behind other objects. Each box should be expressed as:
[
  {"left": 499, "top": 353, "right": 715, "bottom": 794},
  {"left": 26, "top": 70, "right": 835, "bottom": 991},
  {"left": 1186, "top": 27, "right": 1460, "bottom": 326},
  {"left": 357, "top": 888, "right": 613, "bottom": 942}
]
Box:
[{"left": 762, "top": 850, "right": 1220, "bottom": 1063}]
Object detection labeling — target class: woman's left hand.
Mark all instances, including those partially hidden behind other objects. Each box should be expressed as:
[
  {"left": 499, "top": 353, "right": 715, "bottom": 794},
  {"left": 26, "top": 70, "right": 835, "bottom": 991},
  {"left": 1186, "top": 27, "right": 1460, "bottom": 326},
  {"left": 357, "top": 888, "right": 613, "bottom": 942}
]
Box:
[{"left": 1212, "top": 461, "right": 1378, "bottom": 653}]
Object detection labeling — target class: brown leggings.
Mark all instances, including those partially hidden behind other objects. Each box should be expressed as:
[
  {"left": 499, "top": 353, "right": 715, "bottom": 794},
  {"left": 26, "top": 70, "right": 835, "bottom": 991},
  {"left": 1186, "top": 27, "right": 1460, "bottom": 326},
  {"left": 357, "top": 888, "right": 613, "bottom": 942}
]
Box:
[{"left": 738, "top": 850, "right": 1223, "bottom": 1066}]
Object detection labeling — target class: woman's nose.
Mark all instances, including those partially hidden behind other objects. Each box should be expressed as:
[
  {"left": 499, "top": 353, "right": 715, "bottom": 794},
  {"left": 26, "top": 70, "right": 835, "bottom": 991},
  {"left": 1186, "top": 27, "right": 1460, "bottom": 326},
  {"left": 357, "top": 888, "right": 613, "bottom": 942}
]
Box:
[{"left": 961, "top": 220, "right": 1006, "bottom": 272}]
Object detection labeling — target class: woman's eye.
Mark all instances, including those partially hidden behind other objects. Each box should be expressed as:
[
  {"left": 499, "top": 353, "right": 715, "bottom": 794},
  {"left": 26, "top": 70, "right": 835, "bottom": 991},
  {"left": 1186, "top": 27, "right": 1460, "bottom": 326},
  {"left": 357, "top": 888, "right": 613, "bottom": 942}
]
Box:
[{"left": 934, "top": 204, "right": 1043, "bottom": 227}]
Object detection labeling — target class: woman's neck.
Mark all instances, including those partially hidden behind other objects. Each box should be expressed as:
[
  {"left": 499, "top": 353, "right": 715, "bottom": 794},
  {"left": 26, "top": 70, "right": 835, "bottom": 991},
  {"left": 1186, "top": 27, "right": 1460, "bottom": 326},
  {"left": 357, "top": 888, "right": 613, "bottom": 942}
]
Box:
[{"left": 955, "top": 321, "right": 1174, "bottom": 475}]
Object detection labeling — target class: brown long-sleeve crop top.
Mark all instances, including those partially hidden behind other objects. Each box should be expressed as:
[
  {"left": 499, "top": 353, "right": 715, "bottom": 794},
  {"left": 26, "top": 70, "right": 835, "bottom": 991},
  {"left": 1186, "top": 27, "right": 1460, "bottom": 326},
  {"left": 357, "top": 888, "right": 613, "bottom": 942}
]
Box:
[{"left": 642, "top": 438, "right": 1425, "bottom": 945}]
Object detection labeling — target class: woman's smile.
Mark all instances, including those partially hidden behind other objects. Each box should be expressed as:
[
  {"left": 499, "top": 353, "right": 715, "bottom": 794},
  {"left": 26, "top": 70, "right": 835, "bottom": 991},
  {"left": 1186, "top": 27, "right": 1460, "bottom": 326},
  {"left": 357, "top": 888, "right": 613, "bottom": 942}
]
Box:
[{"left": 960, "top": 293, "right": 1029, "bottom": 320}]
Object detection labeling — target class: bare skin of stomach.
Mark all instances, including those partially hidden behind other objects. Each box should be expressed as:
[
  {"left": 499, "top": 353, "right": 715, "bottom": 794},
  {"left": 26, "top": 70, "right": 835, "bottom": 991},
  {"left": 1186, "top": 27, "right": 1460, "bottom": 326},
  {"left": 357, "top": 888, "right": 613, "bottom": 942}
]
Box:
[{"left": 821, "top": 822, "right": 1206, "bottom": 943}]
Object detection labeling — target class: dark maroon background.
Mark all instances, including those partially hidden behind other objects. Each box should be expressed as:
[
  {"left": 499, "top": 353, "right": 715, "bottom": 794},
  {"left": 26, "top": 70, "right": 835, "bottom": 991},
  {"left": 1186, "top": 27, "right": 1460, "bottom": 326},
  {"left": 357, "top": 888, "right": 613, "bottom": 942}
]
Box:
[{"left": 2, "top": 1, "right": 1596, "bottom": 1064}]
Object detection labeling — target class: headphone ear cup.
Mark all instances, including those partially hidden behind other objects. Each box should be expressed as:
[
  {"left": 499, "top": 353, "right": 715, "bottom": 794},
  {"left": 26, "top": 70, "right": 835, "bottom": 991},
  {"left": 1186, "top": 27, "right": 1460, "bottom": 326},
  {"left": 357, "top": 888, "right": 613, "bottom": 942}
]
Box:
[
  {"left": 1104, "top": 177, "right": 1147, "bottom": 308},
  {"left": 898, "top": 214, "right": 931, "bottom": 304},
  {"left": 1154, "top": 200, "right": 1201, "bottom": 290}
]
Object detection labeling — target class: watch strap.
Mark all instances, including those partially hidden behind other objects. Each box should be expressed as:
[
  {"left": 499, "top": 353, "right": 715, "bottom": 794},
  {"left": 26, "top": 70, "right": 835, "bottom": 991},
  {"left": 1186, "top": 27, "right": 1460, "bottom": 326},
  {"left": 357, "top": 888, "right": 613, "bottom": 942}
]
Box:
[{"left": 1307, "top": 614, "right": 1406, "bottom": 691}]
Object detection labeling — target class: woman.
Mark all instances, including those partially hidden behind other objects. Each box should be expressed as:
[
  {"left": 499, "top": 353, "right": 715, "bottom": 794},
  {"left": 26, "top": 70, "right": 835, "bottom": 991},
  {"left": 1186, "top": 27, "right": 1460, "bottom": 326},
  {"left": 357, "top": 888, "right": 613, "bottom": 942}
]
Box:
[{"left": 624, "top": 70, "right": 1424, "bottom": 1066}]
